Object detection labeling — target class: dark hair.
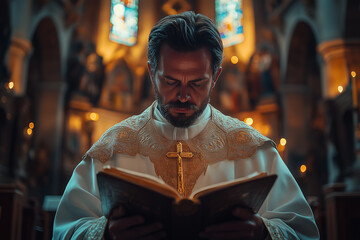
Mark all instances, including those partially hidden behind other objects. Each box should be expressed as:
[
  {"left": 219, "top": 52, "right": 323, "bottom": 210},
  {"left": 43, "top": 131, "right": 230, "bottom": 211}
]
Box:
[{"left": 147, "top": 11, "right": 223, "bottom": 76}]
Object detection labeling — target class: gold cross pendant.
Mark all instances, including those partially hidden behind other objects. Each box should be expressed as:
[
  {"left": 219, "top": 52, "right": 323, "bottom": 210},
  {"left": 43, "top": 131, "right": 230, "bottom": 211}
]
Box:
[{"left": 166, "top": 142, "right": 193, "bottom": 195}]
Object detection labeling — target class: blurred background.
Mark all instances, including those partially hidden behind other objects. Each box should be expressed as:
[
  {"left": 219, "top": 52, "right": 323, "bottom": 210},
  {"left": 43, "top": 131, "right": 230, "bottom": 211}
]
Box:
[{"left": 0, "top": 0, "right": 360, "bottom": 239}]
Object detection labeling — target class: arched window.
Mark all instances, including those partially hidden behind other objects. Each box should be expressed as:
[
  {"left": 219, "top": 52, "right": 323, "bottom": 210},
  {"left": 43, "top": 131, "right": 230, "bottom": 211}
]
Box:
[
  {"left": 215, "top": 0, "right": 244, "bottom": 47},
  {"left": 109, "top": 0, "right": 139, "bottom": 46}
]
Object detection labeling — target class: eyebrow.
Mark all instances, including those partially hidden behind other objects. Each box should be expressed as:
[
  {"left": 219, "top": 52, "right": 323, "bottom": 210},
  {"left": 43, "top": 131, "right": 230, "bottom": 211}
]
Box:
[{"left": 163, "top": 75, "right": 208, "bottom": 82}]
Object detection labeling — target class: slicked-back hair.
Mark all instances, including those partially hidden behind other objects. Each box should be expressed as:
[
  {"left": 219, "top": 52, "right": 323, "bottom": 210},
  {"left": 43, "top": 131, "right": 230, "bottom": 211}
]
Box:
[{"left": 147, "top": 11, "right": 223, "bottom": 77}]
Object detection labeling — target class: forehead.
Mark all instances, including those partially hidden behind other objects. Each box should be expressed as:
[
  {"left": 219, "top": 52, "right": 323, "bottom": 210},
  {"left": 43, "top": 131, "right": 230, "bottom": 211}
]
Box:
[{"left": 158, "top": 44, "right": 212, "bottom": 74}]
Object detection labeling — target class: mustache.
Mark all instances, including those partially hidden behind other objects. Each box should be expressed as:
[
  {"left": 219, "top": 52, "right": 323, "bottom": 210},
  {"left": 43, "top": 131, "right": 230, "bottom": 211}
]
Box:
[{"left": 164, "top": 101, "right": 199, "bottom": 111}]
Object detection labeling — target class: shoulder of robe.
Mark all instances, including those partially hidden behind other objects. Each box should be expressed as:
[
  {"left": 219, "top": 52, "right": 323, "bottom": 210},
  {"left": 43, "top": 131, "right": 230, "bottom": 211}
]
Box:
[
  {"left": 82, "top": 107, "right": 152, "bottom": 163},
  {"left": 211, "top": 106, "right": 276, "bottom": 160}
]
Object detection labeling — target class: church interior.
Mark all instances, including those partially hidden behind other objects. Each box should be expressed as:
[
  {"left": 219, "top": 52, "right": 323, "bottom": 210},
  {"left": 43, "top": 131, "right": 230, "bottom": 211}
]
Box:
[{"left": 1, "top": 0, "right": 360, "bottom": 239}]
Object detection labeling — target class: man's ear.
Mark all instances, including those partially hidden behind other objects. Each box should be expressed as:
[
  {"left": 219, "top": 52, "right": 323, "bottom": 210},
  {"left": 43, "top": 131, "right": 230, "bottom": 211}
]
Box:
[
  {"left": 147, "top": 62, "right": 154, "bottom": 85},
  {"left": 212, "top": 66, "right": 222, "bottom": 88}
]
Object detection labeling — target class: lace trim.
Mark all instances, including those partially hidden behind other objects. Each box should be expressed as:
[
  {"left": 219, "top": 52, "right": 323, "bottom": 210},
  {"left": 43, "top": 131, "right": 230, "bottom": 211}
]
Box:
[
  {"left": 84, "top": 216, "right": 108, "bottom": 240},
  {"left": 85, "top": 102, "right": 274, "bottom": 196},
  {"left": 262, "top": 217, "right": 285, "bottom": 240},
  {"left": 211, "top": 107, "right": 273, "bottom": 160},
  {"left": 84, "top": 106, "right": 152, "bottom": 162}
]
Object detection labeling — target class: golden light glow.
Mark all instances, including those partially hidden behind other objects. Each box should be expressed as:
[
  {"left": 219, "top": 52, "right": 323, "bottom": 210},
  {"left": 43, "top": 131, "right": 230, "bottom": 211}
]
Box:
[
  {"left": 338, "top": 86, "right": 344, "bottom": 93},
  {"left": 89, "top": 112, "right": 99, "bottom": 121},
  {"left": 231, "top": 56, "right": 239, "bottom": 64},
  {"left": 262, "top": 124, "right": 270, "bottom": 136},
  {"left": 135, "top": 66, "right": 145, "bottom": 76},
  {"left": 69, "top": 115, "right": 82, "bottom": 131},
  {"left": 244, "top": 117, "right": 254, "bottom": 126},
  {"left": 277, "top": 144, "right": 285, "bottom": 152},
  {"left": 29, "top": 122, "right": 34, "bottom": 129},
  {"left": 8, "top": 81, "right": 14, "bottom": 89},
  {"left": 280, "top": 138, "right": 287, "bottom": 146},
  {"left": 300, "top": 165, "right": 307, "bottom": 173},
  {"left": 27, "top": 128, "right": 33, "bottom": 136},
  {"left": 351, "top": 71, "right": 356, "bottom": 78}
]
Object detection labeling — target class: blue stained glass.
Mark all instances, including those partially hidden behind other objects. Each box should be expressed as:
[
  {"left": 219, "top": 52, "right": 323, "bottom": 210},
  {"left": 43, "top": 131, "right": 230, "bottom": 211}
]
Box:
[
  {"left": 215, "top": 0, "right": 244, "bottom": 47},
  {"left": 109, "top": 0, "right": 139, "bottom": 46}
]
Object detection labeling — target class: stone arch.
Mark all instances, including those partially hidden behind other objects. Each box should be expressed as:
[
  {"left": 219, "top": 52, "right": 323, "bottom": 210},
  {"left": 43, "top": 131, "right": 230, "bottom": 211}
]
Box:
[
  {"left": 285, "top": 22, "right": 320, "bottom": 86},
  {"left": 282, "top": 21, "right": 325, "bottom": 195},
  {"left": 25, "top": 17, "right": 65, "bottom": 196}
]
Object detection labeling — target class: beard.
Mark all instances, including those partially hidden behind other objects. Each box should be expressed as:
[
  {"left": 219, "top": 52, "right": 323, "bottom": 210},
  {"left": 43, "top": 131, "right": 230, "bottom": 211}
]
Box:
[{"left": 154, "top": 87, "right": 211, "bottom": 128}]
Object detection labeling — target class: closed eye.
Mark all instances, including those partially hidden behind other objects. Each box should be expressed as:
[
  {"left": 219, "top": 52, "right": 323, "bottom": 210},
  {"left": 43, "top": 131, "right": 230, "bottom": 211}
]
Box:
[
  {"left": 191, "top": 79, "right": 207, "bottom": 87},
  {"left": 166, "top": 79, "right": 178, "bottom": 86}
]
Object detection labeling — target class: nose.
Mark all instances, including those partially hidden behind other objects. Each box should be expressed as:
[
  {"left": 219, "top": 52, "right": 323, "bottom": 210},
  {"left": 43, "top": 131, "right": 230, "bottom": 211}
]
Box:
[{"left": 177, "top": 85, "right": 190, "bottom": 103}]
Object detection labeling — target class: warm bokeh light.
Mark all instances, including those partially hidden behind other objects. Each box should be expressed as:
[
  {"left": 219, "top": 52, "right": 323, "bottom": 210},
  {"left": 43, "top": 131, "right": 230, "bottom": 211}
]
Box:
[
  {"left": 244, "top": 117, "right": 253, "bottom": 126},
  {"left": 280, "top": 138, "right": 287, "bottom": 146},
  {"left": 338, "top": 86, "right": 343, "bottom": 93},
  {"left": 27, "top": 128, "right": 33, "bottom": 136},
  {"left": 89, "top": 112, "right": 99, "bottom": 121},
  {"left": 262, "top": 124, "right": 271, "bottom": 136},
  {"left": 135, "top": 66, "right": 145, "bottom": 75},
  {"left": 351, "top": 71, "right": 356, "bottom": 78},
  {"left": 231, "top": 56, "right": 239, "bottom": 64},
  {"left": 277, "top": 144, "right": 285, "bottom": 152},
  {"left": 8, "top": 81, "right": 14, "bottom": 89},
  {"left": 300, "top": 165, "right": 307, "bottom": 173},
  {"left": 69, "top": 115, "right": 82, "bottom": 131},
  {"left": 29, "top": 122, "right": 34, "bottom": 129}
]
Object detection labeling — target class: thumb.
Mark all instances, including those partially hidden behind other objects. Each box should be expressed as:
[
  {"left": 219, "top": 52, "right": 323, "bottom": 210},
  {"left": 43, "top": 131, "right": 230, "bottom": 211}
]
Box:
[
  {"left": 232, "top": 207, "right": 254, "bottom": 220},
  {"left": 110, "top": 205, "right": 126, "bottom": 220}
]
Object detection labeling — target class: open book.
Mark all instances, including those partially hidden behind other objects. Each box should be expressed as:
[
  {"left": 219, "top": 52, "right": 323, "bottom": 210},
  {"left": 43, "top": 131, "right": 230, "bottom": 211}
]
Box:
[{"left": 97, "top": 166, "right": 277, "bottom": 239}]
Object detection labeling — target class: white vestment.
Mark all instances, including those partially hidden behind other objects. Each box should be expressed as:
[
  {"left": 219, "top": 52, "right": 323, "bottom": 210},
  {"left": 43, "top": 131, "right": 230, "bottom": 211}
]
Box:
[{"left": 53, "top": 102, "right": 319, "bottom": 239}]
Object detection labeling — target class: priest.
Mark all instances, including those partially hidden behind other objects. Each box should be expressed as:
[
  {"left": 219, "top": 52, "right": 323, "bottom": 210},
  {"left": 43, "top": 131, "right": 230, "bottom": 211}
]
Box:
[{"left": 53, "top": 11, "right": 319, "bottom": 240}]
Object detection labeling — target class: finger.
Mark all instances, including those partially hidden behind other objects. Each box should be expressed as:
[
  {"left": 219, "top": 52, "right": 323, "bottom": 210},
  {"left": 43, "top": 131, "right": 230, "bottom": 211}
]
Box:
[
  {"left": 117, "top": 222, "right": 164, "bottom": 239},
  {"left": 109, "top": 215, "right": 144, "bottom": 234},
  {"left": 110, "top": 206, "right": 126, "bottom": 220},
  {"left": 204, "top": 220, "right": 255, "bottom": 232},
  {"left": 233, "top": 208, "right": 266, "bottom": 231},
  {"left": 232, "top": 207, "right": 255, "bottom": 220}
]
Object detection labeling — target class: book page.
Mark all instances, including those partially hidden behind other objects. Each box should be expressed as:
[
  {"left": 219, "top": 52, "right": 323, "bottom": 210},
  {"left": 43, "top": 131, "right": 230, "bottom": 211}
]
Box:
[
  {"left": 190, "top": 172, "right": 268, "bottom": 199},
  {"left": 102, "top": 166, "right": 182, "bottom": 200}
]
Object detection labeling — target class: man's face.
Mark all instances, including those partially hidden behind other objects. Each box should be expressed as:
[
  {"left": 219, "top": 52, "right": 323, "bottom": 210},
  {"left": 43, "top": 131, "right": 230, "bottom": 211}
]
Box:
[{"left": 148, "top": 43, "right": 222, "bottom": 127}]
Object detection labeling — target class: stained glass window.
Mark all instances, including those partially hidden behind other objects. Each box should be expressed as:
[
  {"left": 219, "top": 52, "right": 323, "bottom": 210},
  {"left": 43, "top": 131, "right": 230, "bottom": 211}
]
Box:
[
  {"left": 215, "top": 0, "right": 244, "bottom": 47},
  {"left": 109, "top": 0, "right": 139, "bottom": 46}
]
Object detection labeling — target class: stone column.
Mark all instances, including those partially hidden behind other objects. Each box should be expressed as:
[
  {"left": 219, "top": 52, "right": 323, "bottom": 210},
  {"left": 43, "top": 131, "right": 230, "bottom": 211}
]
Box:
[
  {"left": 318, "top": 39, "right": 360, "bottom": 191},
  {"left": 318, "top": 39, "right": 360, "bottom": 98},
  {"left": 8, "top": 37, "right": 32, "bottom": 95}
]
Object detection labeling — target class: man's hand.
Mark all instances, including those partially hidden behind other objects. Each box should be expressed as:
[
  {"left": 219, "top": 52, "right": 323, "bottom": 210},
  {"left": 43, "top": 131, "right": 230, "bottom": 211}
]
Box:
[
  {"left": 106, "top": 206, "right": 166, "bottom": 240},
  {"left": 199, "top": 208, "right": 268, "bottom": 240}
]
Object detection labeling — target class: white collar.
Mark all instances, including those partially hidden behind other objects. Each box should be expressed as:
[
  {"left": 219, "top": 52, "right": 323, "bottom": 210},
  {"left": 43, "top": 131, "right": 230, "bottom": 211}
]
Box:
[{"left": 153, "top": 102, "right": 211, "bottom": 140}]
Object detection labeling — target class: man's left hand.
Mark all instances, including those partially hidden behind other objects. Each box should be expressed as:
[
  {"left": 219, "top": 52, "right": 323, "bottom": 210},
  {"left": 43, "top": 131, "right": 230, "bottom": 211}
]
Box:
[{"left": 199, "top": 207, "right": 268, "bottom": 239}]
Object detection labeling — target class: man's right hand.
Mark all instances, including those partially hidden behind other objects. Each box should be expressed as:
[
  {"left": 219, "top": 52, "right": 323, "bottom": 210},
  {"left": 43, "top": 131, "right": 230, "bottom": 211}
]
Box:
[{"left": 106, "top": 206, "right": 167, "bottom": 240}]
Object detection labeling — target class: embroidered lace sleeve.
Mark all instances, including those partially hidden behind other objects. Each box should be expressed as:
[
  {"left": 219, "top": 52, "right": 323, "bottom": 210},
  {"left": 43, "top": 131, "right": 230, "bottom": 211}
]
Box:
[
  {"left": 84, "top": 216, "right": 108, "bottom": 240},
  {"left": 262, "top": 217, "right": 286, "bottom": 240}
]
